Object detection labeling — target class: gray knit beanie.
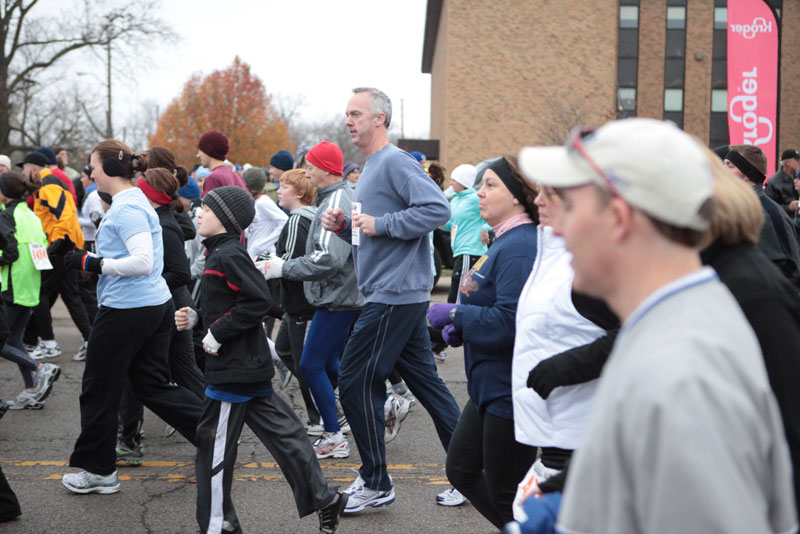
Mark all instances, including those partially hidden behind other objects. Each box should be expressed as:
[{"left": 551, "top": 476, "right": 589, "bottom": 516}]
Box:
[{"left": 204, "top": 186, "right": 255, "bottom": 234}]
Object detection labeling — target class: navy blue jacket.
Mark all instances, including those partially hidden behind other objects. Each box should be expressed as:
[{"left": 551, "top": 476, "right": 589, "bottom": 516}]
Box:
[{"left": 453, "top": 223, "right": 538, "bottom": 419}]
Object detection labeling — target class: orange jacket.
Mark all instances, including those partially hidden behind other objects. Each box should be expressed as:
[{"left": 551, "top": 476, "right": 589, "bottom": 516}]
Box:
[{"left": 33, "top": 169, "right": 84, "bottom": 247}]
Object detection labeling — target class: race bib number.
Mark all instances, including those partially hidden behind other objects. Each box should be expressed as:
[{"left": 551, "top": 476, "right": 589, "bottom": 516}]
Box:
[
  {"left": 351, "top": 202, "right": 362, "bottom": 246},
  {"left": 29, "top": 243, "right": 53, "bottom": 270}
]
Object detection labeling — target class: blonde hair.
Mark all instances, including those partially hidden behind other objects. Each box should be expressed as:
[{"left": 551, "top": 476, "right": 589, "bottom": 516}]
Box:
[
  {"left": 706, "top": 149, "right": 764, "bottom": 245},
  {"left": 280, "top": 169, "right": 317, "bottom": 206}
]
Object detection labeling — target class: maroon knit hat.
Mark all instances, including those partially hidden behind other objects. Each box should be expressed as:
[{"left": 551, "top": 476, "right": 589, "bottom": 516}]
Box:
[
  {"left": 306, "top": 141, "right": 343, "bottom": 176},
  {"left": 198, "top": 130, "right": 229, "bottom": 161}
]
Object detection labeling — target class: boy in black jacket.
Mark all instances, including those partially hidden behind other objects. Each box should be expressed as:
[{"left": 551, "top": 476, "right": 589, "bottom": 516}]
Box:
[{"left": 175, "top": 186, "right": 346, "bottom": 534}]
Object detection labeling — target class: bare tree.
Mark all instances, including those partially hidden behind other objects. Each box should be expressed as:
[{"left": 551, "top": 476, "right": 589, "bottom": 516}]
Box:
[
  {"left": 0, "top": 0, "right": 173, "bottom": 154},
  {"left": 290, "top": 114, "right": 365, "bottom": 166}
]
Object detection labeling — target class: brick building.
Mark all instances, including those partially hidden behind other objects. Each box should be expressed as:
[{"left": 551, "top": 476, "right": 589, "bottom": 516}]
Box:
[{"left": 422, "top": 0, "right": 800, "bottom": 175}]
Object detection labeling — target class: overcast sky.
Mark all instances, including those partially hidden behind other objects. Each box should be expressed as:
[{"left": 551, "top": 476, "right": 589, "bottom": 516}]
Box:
[{"left": 105, "top": 0, "right": 432, "bottom": 139}]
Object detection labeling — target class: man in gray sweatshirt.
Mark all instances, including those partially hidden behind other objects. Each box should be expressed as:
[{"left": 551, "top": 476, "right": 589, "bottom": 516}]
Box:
[{"left": 322, "top": 87, "right": 461, "bottom": 515}]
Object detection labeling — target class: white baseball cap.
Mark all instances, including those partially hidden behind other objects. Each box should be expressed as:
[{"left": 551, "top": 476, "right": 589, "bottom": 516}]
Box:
[
  {"left": 518, "top": 118, "right": 713, "bottom": 231},
  {"left": 0, "top": 155, "right": 10, "bottom": 169},
  {"left": 450, "top": 164, "right": 477, "bottom": 189}
]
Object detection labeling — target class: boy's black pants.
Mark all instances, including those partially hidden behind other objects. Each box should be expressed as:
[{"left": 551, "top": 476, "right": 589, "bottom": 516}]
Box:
[{"left": 196, "top": 393, "right": 335, "bottom": 534}]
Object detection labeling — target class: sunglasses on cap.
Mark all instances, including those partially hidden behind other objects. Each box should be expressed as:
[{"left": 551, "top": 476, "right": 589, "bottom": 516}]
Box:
[{"left": 567, "top": 126, "right": 621, "bottom": 196}]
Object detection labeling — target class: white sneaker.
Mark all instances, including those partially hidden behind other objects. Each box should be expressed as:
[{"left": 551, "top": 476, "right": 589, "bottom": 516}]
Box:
[
  {"left": 313, "top": 433, "right": 350, "bottom": 459},
  {"left": 343, "top": 475, "right": 395, "bottom": 514},
  {"left": 61, "top": 470, "right": 120, "bottom": 494},
  {"left": 31, "top": 340, "right": 61, "bottom": 360},
  {"left": 8, "top": 391, "right": 44, "bottom": 410},
  {"left": 436, "top": 486, "right": 467, "bottom": 506},
  {"left": 434, "top": 349, "right": 447, "bottom": 362},
  {"left": 72, "top": 341, "right": 88, "bottom": 362},
  {"left": 34, "top": 363, "right": 61, "bottom": 402},
  {"left": 385, "top": 395, "right": 410, "bottom": 443}
]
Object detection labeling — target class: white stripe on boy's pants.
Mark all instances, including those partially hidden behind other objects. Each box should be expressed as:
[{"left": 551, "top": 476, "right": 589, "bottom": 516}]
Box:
[{"left": 208, "top": 402, "right": 231, "bottom": 534}]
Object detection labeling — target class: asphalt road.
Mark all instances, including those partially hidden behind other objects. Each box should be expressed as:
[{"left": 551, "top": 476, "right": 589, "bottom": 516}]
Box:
[{"left": 0, "top": 277, "right": 498, "bottom": 534}]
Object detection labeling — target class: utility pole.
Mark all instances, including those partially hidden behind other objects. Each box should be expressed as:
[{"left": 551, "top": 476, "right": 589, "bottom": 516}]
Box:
[{"left": 106, "top": 38, "right": 113, "bottom": 139}]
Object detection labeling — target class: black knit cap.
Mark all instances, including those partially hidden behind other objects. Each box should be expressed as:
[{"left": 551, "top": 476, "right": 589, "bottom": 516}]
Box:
[{"left": 204, "top": 186, "right": 255, "bottom": 235}]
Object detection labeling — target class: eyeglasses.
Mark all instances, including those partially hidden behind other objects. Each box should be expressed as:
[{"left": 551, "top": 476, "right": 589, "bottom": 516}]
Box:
[{"left": 567, "top": 126, "right": 620, "bottom": 196}]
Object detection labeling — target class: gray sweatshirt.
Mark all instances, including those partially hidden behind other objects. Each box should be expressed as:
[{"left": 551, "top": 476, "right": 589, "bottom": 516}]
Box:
[
  {"left": 338, "top": 144, "right": 450, "bottom": 305},
  {"left": 282, "top": 179, "right": 363, "bottom": 310}
]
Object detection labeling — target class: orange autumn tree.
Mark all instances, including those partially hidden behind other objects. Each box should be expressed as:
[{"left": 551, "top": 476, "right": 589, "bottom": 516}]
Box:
[{"left": 149, "top": 56, "right": 291, "bottom": 169}]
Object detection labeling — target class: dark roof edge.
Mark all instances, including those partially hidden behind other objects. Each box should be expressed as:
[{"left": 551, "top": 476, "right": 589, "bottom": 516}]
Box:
[{"left": 421, "top": 0, "right": 443, "bottom": 73}]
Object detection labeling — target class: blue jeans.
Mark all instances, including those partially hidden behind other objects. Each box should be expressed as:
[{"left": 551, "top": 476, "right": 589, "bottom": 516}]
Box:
[
  {"left": 300, "top": 308, "right": 360, "bottom": 433},
  {"left": 339, "top": 301, "right": 461, "bottom": 491}
]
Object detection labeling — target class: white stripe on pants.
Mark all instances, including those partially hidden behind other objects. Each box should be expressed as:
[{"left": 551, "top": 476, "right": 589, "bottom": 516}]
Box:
[{"left": 208, "top": 401, "right": 231, "bottom": 534}]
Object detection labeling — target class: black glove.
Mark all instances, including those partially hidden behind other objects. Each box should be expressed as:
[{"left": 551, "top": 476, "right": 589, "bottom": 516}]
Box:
[
  {"left": 527, "top": 358, "right": 562, "bottom": 400},
  {"left": 63, "top": 248, "right": 103, "bottom": 274},
  {"left": 47, "top": 235, "right": 76, "bottom": 256}
]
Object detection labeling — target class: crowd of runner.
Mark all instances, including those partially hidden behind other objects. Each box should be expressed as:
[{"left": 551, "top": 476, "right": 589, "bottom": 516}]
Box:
[{"left": 0, "top": 87, "right": 798, "bottom": 534}]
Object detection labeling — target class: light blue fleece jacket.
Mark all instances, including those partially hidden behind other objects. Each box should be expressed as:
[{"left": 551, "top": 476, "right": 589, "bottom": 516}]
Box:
[
  {"left": 338, "top": 144, "right": 450, "bottom": 304},
  {"left": 442, "top": 188, "right": 488, "bottom": 257}
]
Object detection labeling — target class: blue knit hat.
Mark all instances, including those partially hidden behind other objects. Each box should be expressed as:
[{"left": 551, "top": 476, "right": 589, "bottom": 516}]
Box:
[
  {"left": 36, "top": 146, "right": 57, "bottom": 165},
  {"left": 196, "top": 166, "right": 211, "bottom": 179},
  {"left": 177, "top": 177, "right": 201, "bottom": 200},
  {"left": 270, "top": 150, "right": 294, "bottom": 171},
  {"left": 409, "top": 151, "right": 426, "bottom": 163}
]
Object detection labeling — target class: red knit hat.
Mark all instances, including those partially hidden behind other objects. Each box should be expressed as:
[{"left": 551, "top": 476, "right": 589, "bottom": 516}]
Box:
[
  {"left": 198, "top": 130, "right": 229, "bottom": 161},
  {"left": 306, "top": 141, "right": 343, "bottom": 176}
]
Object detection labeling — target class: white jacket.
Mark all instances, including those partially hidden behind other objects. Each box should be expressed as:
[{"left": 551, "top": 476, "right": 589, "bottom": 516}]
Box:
[
  {"left": 512, "top": 225, "right": 605, "bottom": 449},
  {"left": 245, "top": 194, "right": 288, "bottom": 257}
]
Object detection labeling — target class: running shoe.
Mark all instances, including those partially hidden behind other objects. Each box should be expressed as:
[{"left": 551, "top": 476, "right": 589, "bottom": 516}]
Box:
[
  {"left": 34, "top": 363, "right": 61, "bottom": 402},
  {"left": 307, "top": 423, "right": 324, "bottom": 437},
  {"left": 0, "top": 400, "right": 10, "bottom": 420},
  {"left": 434, "top": 349, "right": 447, "bottom": 362},
  {"left": 392, "top": 381, "right": 417, "bottom": 407},
  {"left": 116, "top": 441, "right": 144, "bottom": 466},
  {"left": 61, "top": 470, "right": 120, "bottom": 494},
  {"left": 72, "top": 341, "right": 88, "bottom": 362},
  {"left": 164, "top": 424, "right": 176, "bottom": 437},
  {"left": 314, "top": 433, "right": 350, "bottom": 459},
  {"left": 317, "top": 491, "right": 348, "bottom": 533},
  {"left": 385, "top": 395, "right": 411, "bottom": 443},
  {"left": 436, "top": 486, "right": 467, "bottom": 506},
  {"left": 275, "top": 359, "right": 292, "bottom": 389},
  {"left": 343, "top": 475, "right": 395, "bottom": 514},
  {"left": 31, "top": 341, "right": 61, "bottom": 360},
  {"left": 8, "top": 391, "right": 44, "bottom": 410}
]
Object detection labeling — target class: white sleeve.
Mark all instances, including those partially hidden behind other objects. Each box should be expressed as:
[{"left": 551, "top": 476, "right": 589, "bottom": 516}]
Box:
[{"left": 101, "top": 231, "right": 154, "bottom": 277}]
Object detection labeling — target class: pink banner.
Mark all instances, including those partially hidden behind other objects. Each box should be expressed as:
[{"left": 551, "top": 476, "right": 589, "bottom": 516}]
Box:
[{"left": 727, "top": 0, "right": 779, "bottom": 176}]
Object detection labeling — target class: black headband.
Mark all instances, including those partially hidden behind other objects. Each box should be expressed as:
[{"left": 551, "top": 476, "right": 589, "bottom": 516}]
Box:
[
  {"left": 487, "top": 158, "right": 533, "bottom": 213},
  {"left": 102, "top": 157, "right": 134, "bottom": 179},
  {"left": 0, "top": 174, "right": 11, "bottom": 198},
  {"left": 725, "top": 150, "right": 765, "bottom": 183}
]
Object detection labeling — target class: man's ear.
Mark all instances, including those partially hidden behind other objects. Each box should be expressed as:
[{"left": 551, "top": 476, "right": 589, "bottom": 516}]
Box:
[{"left": 608, "top": 196, "right": 634, "bottom": 243}]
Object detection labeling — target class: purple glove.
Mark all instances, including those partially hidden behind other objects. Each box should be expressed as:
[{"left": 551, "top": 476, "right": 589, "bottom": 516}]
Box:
[
  {"left": 428, "top": 303, "right": 458, "bottom": 329},
  {"left": 442, "top": 324, "right": 463, "bottom": 347}
]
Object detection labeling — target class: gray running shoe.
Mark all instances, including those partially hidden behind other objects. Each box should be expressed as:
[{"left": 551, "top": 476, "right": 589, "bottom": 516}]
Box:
[
  {"left": 8, "top": 391, "right": 44, "bottom": 410},
  {"left": 116, "top": 442, "right": 144, "bottom": 466},
  {"left": 34, "top": 363, "right": 61, "bottom": 402}
]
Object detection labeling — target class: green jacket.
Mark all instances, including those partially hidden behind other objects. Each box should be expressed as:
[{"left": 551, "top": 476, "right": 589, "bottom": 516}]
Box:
[{"left": 0, "top": 200, "right": 47, "bottom": 307}]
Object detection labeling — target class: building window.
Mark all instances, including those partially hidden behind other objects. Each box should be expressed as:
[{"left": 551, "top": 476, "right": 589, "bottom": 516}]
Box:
[
  {"left": 666, "top": 7, "right": 686, "bottom": 29},
  {"left": 714, "top": 7, "right": 727, "bottom": 30},
  {"left": 619, "top": 6, "right": 639, "bottom": 28},
  {"left": 711, "top": 90, "right": 727, "bottom": 113},
  {"left": 617, "top": 1, "right": 639, "bottom": 117},
  {"left": 663, "top": 1, "right": 686, "bottom": 128},
  {"left": 664, "top": 89, "right": 684, "bottom": 112},
  {"left": 618, "top": 88, "right": 637, "bottom": 113}
]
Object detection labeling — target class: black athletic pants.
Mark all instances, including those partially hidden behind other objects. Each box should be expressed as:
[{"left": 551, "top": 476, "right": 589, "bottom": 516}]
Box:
[
  {"left": 274, "top": 313, "right": 320, "bottom": 425},
  {"left": 69, "top": 301, "right": 203, "bottom": 475},
  {"left": 0, "top": 465, "right": 20, "bottom": 522},
  {"left": 196, "top": 394, "right": 335, "bottom": 533},
  {"left": 119, "top": 291, "right": 205, "bottom": 447},
  {"left": 446, "top": 399, "right": 538, "bottom": 529}
]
